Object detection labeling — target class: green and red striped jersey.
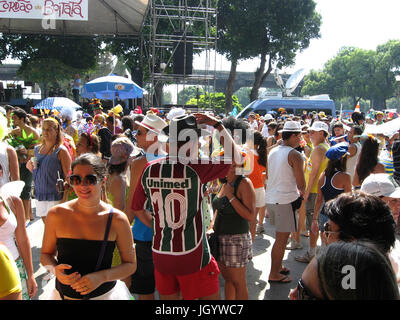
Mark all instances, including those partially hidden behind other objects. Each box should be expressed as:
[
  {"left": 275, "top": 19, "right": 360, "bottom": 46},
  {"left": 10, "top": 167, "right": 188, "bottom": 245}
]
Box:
[{"left": 132, "top": 157, "right": 231, "bottom": 275}]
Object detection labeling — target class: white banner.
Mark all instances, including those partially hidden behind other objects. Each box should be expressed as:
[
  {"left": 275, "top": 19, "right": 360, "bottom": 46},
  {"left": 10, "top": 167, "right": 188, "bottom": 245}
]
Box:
[{"left": 0, "top": 0, "right": 88, "bottom": 20}]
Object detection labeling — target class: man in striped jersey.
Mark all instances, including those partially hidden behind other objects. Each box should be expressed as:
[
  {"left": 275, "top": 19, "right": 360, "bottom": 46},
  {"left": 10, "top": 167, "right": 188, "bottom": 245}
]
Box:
[{"left": 132, "top": 113, "right": 244, "bottom": 300}]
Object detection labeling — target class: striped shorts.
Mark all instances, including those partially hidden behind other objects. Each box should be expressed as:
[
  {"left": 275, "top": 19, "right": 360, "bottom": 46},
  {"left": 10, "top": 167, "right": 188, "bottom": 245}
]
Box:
[{"left": 218, "top": 232, "right": 253, "bottom": 268}]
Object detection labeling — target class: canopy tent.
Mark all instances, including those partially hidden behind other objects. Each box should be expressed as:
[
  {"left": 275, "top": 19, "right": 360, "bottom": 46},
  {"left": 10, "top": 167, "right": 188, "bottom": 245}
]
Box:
[{"left": 0, "top": 0, "right": 149, "bottom": 37}]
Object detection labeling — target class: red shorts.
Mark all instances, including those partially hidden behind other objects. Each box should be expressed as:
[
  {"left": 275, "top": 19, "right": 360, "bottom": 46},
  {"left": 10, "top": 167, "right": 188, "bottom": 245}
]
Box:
[{"left": 154, "top": 256, "right": 220, "bottom": 300}]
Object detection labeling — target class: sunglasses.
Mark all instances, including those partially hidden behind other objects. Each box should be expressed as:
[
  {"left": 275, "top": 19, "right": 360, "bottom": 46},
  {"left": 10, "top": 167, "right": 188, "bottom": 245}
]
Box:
[
  {"left": 69, "top": 174, "right": 100, "bottom": 186},
  {"left": 297, "top": 278, "right": 320, "bottom": 300}
]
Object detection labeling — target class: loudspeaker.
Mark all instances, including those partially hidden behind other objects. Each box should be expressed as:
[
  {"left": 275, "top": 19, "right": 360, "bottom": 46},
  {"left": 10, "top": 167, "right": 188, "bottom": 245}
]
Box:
[
  {"left": 132, "top": 67, "right": 143, "bottom": 87},
  {"left": 173, "top": 32, "right": 193, "bottom": 75}
]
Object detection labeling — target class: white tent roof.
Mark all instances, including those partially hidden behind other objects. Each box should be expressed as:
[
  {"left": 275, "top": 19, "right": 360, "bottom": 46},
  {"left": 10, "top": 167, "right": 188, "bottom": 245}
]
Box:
[{"left": 0, "top": 0, "right": 149, "bottom": 37}]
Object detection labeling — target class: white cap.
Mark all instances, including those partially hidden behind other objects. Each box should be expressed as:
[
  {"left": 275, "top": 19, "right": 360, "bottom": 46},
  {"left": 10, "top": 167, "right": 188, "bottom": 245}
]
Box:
[
  {"left": 309, "top": 121, "right": 329, "bottom": 134},
  {"left": 361, "top": 173, "right": 400, "bottom": 198}
]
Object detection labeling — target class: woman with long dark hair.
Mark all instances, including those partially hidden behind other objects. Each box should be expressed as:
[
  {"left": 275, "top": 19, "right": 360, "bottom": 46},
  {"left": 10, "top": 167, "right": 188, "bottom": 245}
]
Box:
[
  {"left": 353, "top": 135, "right": 385, "bottom": 187},
  {"left": 248, "top": 131, "right": 267, "bottom": 242},
  {"left": 40, "top": 153, "right": 136, "bottom": 300}
]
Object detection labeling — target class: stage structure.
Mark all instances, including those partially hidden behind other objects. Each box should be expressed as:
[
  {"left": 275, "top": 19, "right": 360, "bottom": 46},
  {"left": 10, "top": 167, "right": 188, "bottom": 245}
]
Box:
[{"left": 142, "top": 0, "right": 217, "bottom": 110}]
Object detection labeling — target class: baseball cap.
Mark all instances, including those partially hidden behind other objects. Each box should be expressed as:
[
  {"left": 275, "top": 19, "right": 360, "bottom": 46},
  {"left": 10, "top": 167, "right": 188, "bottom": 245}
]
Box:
[
  {"left": 309, "top": 121, "right": 329, "bottom": 134},
  {"left": 326, "top": 142, "right": 349, "bottom": 160},
  {"left": 360, "top": 173, "right": 400, "bottom": 198}
]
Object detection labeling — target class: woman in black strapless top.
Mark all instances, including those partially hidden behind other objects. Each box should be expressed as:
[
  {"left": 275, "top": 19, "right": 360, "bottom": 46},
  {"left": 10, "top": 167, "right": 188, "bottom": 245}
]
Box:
[{"left": 40, "top": 153, "right": 137, "bottom": 300}]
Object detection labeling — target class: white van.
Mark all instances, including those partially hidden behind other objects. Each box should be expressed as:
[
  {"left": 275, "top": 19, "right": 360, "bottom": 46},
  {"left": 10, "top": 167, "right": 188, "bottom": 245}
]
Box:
[{"left": 237, "top": 96, "right": 336, "bottom": 119}]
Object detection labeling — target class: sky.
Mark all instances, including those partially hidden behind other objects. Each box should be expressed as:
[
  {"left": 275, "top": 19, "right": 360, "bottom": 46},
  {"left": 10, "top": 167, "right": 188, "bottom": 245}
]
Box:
[{"left": 193, "top": 0, "right": 400, "bottom": 74}]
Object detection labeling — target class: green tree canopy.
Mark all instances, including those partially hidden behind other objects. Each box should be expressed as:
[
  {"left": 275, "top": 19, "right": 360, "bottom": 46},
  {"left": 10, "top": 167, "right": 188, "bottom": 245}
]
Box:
[
  {"left": 302, "top": 41, "right": 400, "bottom": 109},
  {"left": 186, "top": 92, "right": 241, "bottom": 115}
]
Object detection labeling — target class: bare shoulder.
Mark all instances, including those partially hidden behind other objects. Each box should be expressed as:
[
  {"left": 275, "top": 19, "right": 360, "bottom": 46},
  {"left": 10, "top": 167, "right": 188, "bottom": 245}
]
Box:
[
  {"left": 47, "top": 201, "right": 74, "bottom": 220},
  {"left": 130, "top": 155, "right": 147, "bottom": 171},
  {"left": 238, "top": 177, "right": 255, "bottom": 194},
  {"left": 288, "top": 149, "right": 303, "bottom": 163},
  {"left": 110, "top": 208, "right": 130, "bottom": 226}
]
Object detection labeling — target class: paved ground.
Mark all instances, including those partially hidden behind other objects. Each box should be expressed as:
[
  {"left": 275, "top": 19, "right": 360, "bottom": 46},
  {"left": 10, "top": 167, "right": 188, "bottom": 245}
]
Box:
[
  {"left": 27, "top": 210, "right": 400, "bottom": 300},
  {"left": 27, "top": 204, "right": 314, "bottom": 300}
]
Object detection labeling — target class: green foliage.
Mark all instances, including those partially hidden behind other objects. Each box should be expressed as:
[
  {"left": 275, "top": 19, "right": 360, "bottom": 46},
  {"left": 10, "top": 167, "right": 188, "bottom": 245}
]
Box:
[
  {"left": 186, "top": 92, "right": 242, "bottom": 115},
  {"left": 177, "top": 86, "right": 205, "bottom": 105},
  {"left": 7, "top": 130, "right": 38, "bottom": 149},
  {"left": 301, "top": 41, "right": 400, "bottom": 108}
]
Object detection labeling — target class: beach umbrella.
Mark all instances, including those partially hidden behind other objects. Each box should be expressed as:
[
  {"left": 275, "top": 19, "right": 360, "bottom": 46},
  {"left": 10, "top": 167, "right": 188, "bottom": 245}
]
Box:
[
  {"left": 34, "top": 97, "right": 81, "bottom": 111},
  {"left": 81, "top": 74, "right": 144, "bottom": 134}
]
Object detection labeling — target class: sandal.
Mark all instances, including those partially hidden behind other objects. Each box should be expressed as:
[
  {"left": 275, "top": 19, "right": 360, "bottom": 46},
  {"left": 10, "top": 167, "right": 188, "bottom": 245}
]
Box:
[
  {"left": 268, "top": 275, "right": 292, "bottom": 283},
  {"left": 280, "top": 267, "right": 290, "bottom": 275}
]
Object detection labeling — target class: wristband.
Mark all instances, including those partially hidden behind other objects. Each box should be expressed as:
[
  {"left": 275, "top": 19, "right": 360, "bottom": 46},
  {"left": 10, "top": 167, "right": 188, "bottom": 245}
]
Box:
[{"left": 229, "top": 197, "right": 235, "bottom": 203}]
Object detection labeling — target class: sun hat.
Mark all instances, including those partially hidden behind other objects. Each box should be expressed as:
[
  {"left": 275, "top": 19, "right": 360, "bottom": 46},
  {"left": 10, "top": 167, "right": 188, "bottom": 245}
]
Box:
[
  {"left": 308, "top": 121, "right": 329, "bottom": 134},
  {"left": 263, "top": 114, "right": 274, "bottom": 121},
  {"left": 360, "top": 173, "right": 400, "bottom": 198},
  {"left": 135, "top": 113, "right": 168, "bottom": 137},
  {"left": 166, "top": 107, "right": 186, "bottom": 121},
  {"left": 326, "top": 142, "right": 350, "bottom": 160},
  {"left": 279, "top": 121, "right": 301, "bottom": 133},
  {"left": 109, "top": 137, "right": 141, "bottom": 165}
]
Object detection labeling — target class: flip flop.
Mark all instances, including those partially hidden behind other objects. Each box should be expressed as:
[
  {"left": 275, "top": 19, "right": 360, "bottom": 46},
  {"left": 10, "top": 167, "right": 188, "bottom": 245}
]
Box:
[
  {"left": 268, "top": 275, "right": 292, "bottom": 283},
  {"left": 280, "top": 267, "right": 290, "bottom": 275}
]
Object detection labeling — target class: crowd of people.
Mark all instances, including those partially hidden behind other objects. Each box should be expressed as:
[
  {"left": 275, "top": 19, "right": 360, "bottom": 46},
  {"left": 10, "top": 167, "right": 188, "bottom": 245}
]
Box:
[{"left": 1, "top": 100, "right": 400, "bottom": 301}]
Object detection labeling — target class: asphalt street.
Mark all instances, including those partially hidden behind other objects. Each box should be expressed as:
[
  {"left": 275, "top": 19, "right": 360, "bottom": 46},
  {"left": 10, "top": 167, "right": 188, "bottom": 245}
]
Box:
[{"left": 27, "top": 202, "right": 313, "bottom": 301}]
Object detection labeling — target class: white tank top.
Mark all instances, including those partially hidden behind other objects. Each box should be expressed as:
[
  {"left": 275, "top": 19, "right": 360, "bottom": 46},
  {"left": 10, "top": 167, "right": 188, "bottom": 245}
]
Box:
[
  {"left": 346, "top": 142, "right": 361, "bottom": 182},
  {"left": 0, "top": 142, "right": 10, "bottom": 187},
  {"left": 266, "top": 145, "right": 300, "bottom": 204},
  {"left": 0, "top": 204, "right": 19, "bottom": 260}
]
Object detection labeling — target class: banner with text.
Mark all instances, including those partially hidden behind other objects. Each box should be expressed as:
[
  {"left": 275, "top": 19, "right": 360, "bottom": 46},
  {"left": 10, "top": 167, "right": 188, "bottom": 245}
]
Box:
[{"left": 0, "top": 0, "right": 88, "bottom": 20}]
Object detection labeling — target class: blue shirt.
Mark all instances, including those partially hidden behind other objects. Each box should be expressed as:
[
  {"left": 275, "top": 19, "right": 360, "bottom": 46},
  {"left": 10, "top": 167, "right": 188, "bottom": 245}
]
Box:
[{"left": 131, "top": 153, "right": 166, "bottom": 241}]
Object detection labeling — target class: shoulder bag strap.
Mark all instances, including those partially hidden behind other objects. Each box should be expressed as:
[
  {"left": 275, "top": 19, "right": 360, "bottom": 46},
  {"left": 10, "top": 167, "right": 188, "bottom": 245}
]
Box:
[{"left": 94, "top": 208, "right": 114, "bottom": 272}]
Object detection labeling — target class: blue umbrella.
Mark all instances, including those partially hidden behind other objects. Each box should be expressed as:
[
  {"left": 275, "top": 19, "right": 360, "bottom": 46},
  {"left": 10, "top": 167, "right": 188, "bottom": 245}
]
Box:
[
  {"left": 80, "top": 74, "right": 143, "bottom": 100},
  {"left": 34, "top": 97, "right": 81, "bottom": 111},
  {"left": 81, "top": 74, "right": 144, "bottom": 134}
]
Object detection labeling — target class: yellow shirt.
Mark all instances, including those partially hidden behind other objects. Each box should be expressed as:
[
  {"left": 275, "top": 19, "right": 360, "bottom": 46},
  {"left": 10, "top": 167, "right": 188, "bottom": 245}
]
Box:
[
  {"left": 305, "top": 142, "right": 329, "bottom": 194},
  {"left": 0, "top": 244, "right": 21, "bottom": 298}
]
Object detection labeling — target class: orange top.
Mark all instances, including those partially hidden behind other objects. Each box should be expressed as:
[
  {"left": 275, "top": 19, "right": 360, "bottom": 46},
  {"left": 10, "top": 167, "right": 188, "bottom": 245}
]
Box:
[{"left": 248, "top": 153, "right": 266, "bottom": 189}]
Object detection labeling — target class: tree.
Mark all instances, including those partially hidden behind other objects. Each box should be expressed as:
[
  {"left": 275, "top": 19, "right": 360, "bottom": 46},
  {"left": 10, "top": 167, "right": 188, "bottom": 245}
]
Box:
[
  {"left": 301, "top": 42, "right": 400, "bottom": 109},
  {"left": 245, "top": 0, "right": 321, "bottom": 102},
  {"left": 234, "top": 87, "right": 252, "bottom": 107},
  {"left": 177, "top": 86, "right": 205, "bottom": 105},
  {"left": 186, "top": 92, "right": 241, "bottom": 115},
  {"left": 0, "top": 34, "right": 100, "bottom": 98},
  {"left": 216, "top": 0, "right": 321, "bottom": 111}
]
